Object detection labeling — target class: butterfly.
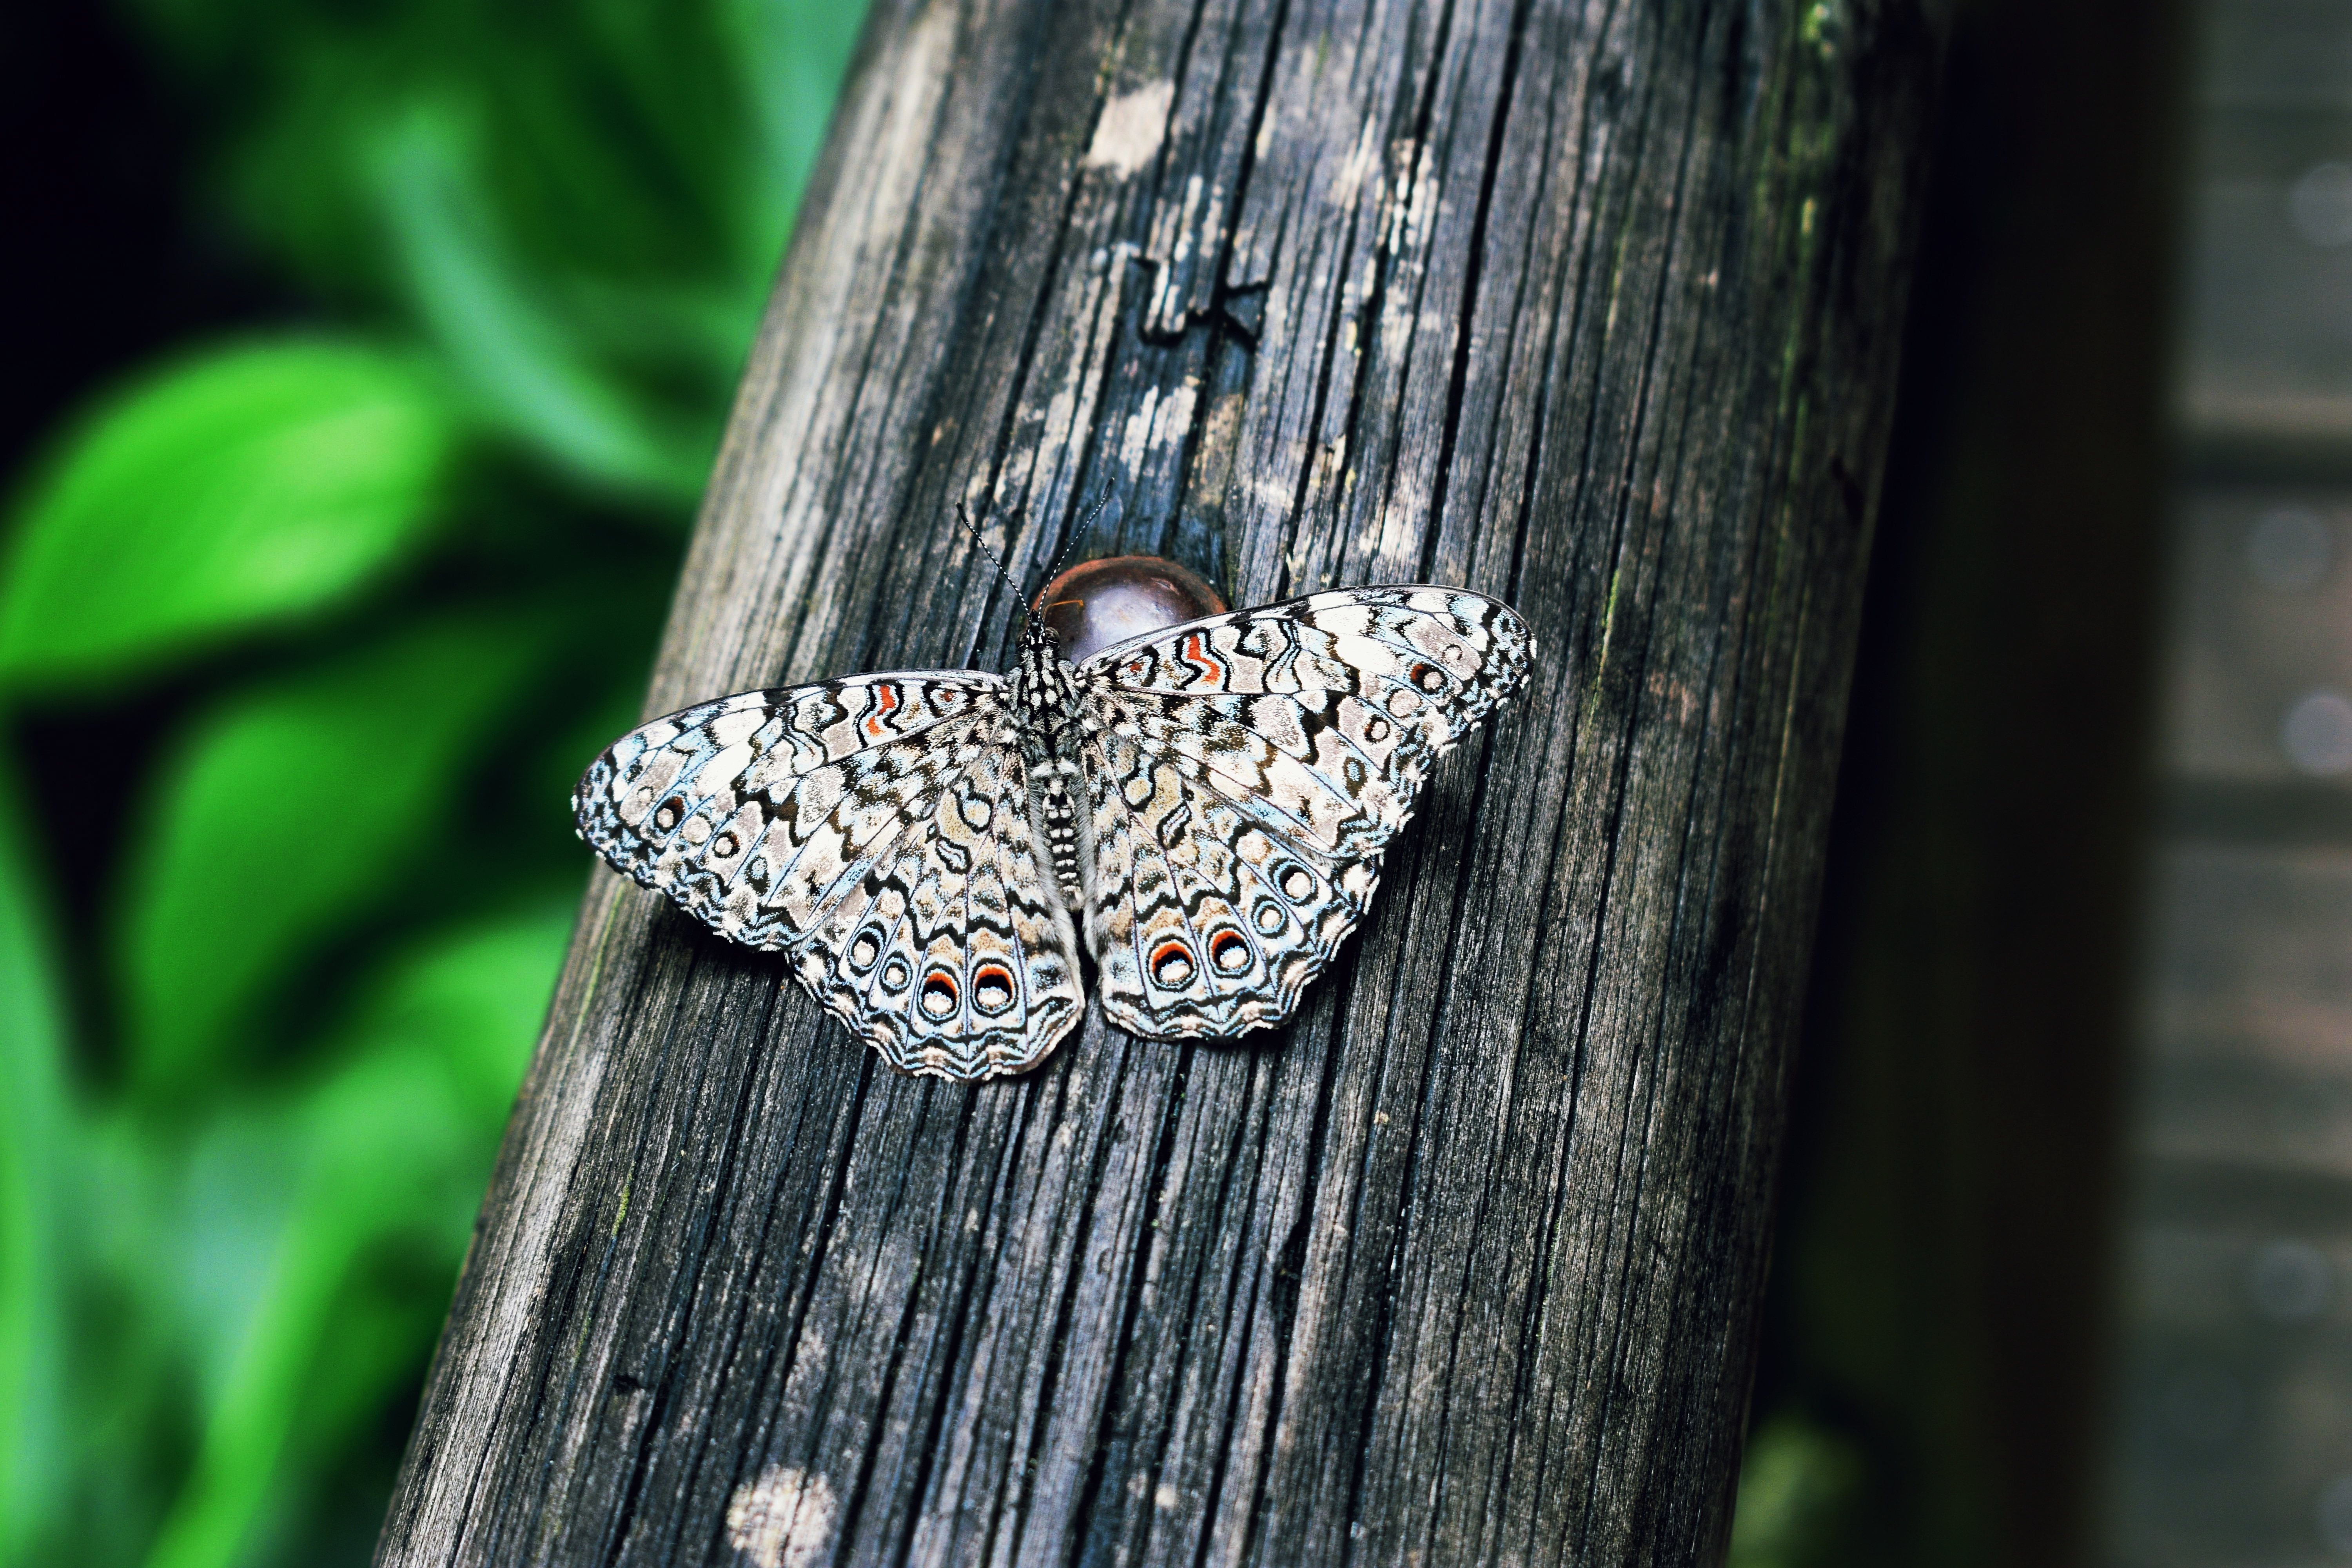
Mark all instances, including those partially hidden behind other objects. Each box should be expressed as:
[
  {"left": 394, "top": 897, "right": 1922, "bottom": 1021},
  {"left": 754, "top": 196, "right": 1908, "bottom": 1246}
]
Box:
[{"left": 573, "top": 581, "right": 1532, "bottom": 1080}]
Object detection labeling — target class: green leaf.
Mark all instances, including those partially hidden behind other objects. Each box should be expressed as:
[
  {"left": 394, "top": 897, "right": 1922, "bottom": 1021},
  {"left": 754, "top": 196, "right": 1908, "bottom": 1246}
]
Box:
[
  {"left": 115, "top": 2, "right": 866, "bottom": 522},
  {"left": 370, "top": 103, "right": 712, "bottom": 504},
  {"left": 0, "top": 762, "right": 76, "bottom": 1561},
  {"left": 1728, "top": 1413, "right": 1864, "bottom": 1568},
  {"left": 143, "top": 904, "right": 570, "bottom": 1568},
  {"left": 0, "top": 339, "right": 463, "bottom": 691},
  {"left": 120, "top": 617, "right": 543, "bottom": 1100}
]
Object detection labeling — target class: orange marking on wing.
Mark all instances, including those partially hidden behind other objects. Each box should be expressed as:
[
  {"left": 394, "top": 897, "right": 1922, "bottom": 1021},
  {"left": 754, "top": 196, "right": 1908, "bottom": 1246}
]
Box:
[
  {"left": 862, "top": 682, "right": 899, "bottom": 739},
  {"left": 1183, "top": 633, "right": 1225, "bottom": 687}
]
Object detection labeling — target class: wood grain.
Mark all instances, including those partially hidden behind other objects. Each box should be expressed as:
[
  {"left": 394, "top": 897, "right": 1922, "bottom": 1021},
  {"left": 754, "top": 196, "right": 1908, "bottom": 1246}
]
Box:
[{"left": 374, "top": 0, "right": 1946, "bottom": 1562}]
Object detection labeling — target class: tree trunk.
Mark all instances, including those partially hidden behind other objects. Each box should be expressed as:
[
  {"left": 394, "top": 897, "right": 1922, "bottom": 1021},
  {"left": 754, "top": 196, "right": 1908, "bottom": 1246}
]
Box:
[{"left": 374, "top": 0, "right": 1946, "bottom": 1562}]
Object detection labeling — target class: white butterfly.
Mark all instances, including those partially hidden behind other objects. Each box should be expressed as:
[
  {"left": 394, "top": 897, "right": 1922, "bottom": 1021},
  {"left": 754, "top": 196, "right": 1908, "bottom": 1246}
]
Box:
[{"left": 575, "top": 584, "right": 1532, "bottom": 1080}]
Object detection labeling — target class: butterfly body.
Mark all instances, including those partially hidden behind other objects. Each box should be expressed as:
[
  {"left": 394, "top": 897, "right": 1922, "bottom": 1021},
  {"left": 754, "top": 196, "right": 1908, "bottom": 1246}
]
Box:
[
  {"left": 1011, "top": 620, "right": 1092, "bottom": 900},
  {"left": 575, "top": 585, "right": 1531, "bottom": 1080}
]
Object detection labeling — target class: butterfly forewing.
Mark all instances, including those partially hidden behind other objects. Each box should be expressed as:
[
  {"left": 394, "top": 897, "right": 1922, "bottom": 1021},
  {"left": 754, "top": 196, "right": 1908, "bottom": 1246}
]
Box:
[
  {"left": 574, "top": 671, "right": 1085, "bottom": 1078},
  {"left": 1074, "top": 587, "right": 1530, "bottom": 1040}
]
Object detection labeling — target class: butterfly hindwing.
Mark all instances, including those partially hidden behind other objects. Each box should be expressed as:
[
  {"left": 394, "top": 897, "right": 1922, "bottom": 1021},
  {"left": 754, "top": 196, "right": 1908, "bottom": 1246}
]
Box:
[
  {"left": 573, "top": 672, "right": 1085, "bottom": 1079},
  {"left": 791, "top": 724, "right": 1084, "bottom": 1077},
  {"left": 1075, "top": 586, "right": 1531, "bottom": 1040},
  {"left": 1080, "top": 716, "right": 1375, "bottom": 1038}
]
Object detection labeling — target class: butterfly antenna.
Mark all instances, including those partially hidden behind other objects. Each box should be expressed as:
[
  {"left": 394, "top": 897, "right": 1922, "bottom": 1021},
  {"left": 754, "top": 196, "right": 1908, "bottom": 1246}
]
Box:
[
  {"left": 957, "top": 500, "right": 1029, "bottom": 625},
  {"left": 1035, "top": 491, "right": 1116, "bottom": 602}
]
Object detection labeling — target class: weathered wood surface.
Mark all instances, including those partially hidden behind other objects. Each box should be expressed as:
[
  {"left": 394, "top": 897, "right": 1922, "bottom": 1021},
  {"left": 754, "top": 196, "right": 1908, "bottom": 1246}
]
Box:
[{"left": 376, "top": 0, "right": 1945, "bottom": 1563}]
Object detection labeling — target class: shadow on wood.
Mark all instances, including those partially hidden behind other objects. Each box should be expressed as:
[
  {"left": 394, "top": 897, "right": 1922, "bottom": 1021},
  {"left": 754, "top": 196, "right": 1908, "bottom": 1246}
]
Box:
[
  {"left": 1751, "top": 0, "right": 2179, "bottom": 1560},
  {"left": 376, "top": 0, "right": 1947, "bottom": 1562}
]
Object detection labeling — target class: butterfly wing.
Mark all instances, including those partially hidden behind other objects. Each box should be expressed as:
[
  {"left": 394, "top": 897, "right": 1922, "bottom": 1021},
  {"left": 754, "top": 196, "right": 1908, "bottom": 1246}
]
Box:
[
  {"left": 1074, "top": 586, "right": 1531, "bottom": 1040},
  {"left": 573, "top": 672, "right": 1085, "bottom": 1079}
]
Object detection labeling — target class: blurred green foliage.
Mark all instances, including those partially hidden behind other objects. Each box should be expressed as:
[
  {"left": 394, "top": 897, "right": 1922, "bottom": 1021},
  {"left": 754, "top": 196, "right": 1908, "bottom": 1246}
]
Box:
[
  {"left": 1726, "top": 1414, "right": 1867, "bottom": 1568},
  {"left": 0, "top": 343, "right": 460, "bottom": 688},
  {"left": 0, "top": 2, "right": 862, "bottom": 1563}
]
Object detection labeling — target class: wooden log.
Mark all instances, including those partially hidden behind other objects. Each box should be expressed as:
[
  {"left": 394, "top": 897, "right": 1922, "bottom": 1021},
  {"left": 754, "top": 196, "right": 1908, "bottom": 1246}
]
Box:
[{"left": 375, "top": 0, "right": 1946, "bottom": 1562}]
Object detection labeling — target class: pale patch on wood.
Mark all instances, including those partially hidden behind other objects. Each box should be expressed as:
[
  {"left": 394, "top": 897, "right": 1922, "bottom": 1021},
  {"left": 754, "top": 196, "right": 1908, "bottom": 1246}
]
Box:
[
  {"left": 1086, "top": 80, "right": 1174, "bottom": 176},
  {"left": 1331, "top": 117, "right": 1383, "bottom": 206},
  {"left": 724, "top": 1466, "right": 836, "bottom": 1568}
]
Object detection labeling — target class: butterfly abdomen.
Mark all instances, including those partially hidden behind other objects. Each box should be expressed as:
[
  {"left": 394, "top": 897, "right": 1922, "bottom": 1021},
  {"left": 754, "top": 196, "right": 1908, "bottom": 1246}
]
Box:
[
  {"left": 1038, "top": 760, "right": 1083, "bottom": 895},
  {"left": 1011, "top": 619, "right": 1094, "bottom": 902}
]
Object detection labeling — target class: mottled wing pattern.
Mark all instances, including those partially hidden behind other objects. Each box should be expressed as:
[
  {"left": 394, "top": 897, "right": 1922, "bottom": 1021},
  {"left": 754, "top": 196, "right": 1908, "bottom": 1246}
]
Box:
[
  {"left": 573, "top": 673, "right": 1085, "bottom": 1078},
  {"left": 1073, "top": 586, "right": 1532, "bottom": 1040}
]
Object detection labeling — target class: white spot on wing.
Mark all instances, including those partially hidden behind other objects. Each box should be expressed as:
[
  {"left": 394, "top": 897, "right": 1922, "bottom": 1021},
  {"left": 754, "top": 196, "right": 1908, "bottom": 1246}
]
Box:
[
  {"left": 1085, "top": 80, "right": 1174, "bottom": 176},
  {"left": 725, "top": 1465, "right": 836, "bottom": 1568}
]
